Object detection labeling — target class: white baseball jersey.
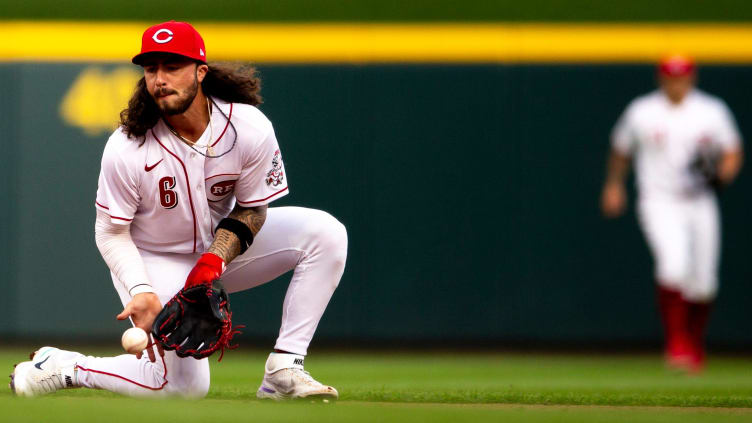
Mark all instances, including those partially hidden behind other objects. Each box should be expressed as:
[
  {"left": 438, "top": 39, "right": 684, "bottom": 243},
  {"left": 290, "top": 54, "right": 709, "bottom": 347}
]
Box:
[
  {"left": 95, "top": 98, "right": 289, "bottom": 253},
  {"left": 611, "top": 89, "right": 741, "bottom": 199},
  {"left": 85, "top": 94, "right": 346, "bottom": 398}
]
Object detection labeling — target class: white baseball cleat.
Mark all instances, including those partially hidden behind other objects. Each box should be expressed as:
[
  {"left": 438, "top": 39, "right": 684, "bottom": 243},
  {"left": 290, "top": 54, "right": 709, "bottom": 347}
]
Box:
[
  {"left": 256, "top": 353, "right": 338, "bottom": 400},
  {"left": 9, "top": 347, "right": 83, "bottom": 396}
]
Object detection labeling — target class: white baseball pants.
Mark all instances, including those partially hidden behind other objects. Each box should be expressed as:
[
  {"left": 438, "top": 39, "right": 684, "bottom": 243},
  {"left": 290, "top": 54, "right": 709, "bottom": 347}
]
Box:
[
  {"left": 637, "top": 194, "right": 720, "bottom": 302},
  {"left": 75, "top": 206, "right": 347, "bottom": 397}
]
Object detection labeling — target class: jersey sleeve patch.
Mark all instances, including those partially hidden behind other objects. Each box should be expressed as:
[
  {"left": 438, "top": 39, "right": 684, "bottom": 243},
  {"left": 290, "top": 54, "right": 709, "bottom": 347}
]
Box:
[
  {"left": 265, "top": 150, "right": 285, "bottom": 187},
  {"left": 234, "top": 125, "right": 289, "bottom": 207}
]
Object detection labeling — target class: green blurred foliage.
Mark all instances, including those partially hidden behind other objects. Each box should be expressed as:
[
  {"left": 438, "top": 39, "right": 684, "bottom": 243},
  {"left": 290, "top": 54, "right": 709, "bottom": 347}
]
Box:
[{"left": 3, "top": 0, "right": 752, "bottom": 22}]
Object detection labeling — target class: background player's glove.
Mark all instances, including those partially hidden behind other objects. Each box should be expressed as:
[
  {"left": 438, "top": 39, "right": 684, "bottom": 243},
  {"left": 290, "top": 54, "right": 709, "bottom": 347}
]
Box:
[
  {"left": 185, "top": 253, "right": 226, "bottom": 288},
  {"left": 151, "top": 280, "right": 243, "bottom": 360},
  {"left": 690, "top": 145, "right": 723, "bottom": 191}
]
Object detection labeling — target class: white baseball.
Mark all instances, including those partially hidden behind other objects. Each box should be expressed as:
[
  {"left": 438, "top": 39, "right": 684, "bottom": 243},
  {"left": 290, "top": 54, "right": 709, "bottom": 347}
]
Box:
[{"left": 121, "top": 327, "right": 149, "bottom": 354}]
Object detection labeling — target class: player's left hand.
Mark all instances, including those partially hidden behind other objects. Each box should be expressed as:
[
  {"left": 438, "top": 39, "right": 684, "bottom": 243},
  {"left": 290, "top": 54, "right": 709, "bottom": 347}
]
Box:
[{"left": 117, "top": 292, "right": 165, "bottom": 362}]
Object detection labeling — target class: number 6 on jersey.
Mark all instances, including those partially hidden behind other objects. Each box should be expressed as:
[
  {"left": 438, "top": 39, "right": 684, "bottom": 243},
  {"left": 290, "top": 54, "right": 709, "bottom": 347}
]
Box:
[{"left": 159, "top": 176, "right": 178, "bottom": 209}]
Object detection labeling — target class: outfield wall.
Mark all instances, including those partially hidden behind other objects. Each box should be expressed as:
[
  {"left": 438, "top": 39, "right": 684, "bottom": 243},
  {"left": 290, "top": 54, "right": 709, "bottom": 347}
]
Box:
[{"left": 1, "top": 63, "right": 751, "bottom": 347}]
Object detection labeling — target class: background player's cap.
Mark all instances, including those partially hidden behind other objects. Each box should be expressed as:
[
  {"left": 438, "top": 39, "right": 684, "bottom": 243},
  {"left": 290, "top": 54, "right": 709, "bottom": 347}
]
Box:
[
  {"left": 132, "top": 21, "right": 207, "bottom": 65},
  {"left": 658, "top": 54, "right": 695, "bottom": 77}
]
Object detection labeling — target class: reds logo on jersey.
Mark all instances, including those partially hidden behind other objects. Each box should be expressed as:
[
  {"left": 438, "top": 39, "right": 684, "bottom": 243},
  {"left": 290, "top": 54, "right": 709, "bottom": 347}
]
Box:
[
  {"left": 266, "top": 150, "right": 284, "bottom": 187},
  {"left": 205, "top": 174, "right": 239, "bottom": 203},
  {"left": 211, "top": 180, "right": 235, "bottom": 196}
]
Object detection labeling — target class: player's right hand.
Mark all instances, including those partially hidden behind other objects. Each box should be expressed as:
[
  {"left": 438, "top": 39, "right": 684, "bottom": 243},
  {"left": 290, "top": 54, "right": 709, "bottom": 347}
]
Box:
[
  {"left": 117, "top": 292, "right": 164, "bottom": 362},
  {"left": 185, "top": 252, "right": 226, "bottom": 288},
  {"left": 601, "top": 183, "right": 627, "bottom": 218}
]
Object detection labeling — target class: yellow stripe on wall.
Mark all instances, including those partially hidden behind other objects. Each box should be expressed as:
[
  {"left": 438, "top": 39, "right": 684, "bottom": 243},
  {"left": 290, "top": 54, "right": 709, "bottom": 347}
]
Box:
[{"left": 4, "top": 21, "right": 752, "bottom": 63}]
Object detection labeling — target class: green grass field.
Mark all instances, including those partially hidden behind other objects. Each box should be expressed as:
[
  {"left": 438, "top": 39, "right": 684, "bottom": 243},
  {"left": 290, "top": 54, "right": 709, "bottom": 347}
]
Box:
[{"left": 3, "top": 347, "right": 752, "bottom": 422}]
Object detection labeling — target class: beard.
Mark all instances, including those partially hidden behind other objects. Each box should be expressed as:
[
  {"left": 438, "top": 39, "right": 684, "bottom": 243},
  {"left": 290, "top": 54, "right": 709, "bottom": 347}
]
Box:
[{"left": 154, "top": 76, "right": 199, "bottom": 116}]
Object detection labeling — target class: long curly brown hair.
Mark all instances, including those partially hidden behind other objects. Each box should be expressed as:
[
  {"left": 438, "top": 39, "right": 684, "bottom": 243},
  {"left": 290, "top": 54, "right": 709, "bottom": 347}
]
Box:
[{"left": 119, "top": 62, "right": 262, "bottom": 140}]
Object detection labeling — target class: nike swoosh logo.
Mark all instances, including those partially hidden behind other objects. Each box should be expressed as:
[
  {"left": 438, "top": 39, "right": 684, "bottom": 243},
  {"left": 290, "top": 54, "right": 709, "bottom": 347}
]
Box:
[
  {"left": 145, "top": 159, "right": 163, "bottom": 172},
  {"left": 34, "top": 356, "right": 50, "bottom": 370}
]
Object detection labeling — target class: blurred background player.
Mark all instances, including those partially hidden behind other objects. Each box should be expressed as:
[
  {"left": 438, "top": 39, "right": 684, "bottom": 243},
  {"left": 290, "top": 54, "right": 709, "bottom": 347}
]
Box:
[{"left": 600, "top": 54, "right": 744, "bottom": 372}]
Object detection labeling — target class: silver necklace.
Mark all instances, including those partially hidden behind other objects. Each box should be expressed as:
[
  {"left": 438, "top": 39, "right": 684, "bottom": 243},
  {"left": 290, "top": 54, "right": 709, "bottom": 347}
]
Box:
[{"left": 166, "top": 98, "right": 215, "bottom": 156}]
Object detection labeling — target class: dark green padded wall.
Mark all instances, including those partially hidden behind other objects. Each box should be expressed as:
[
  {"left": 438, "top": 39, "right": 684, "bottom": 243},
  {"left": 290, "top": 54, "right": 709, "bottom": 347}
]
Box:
[{"left": 1, "top": 64, "right": 750, "bottom": 347}]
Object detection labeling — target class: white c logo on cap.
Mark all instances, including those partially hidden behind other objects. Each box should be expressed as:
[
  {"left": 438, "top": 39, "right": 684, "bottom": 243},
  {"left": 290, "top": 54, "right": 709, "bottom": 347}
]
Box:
[{"left": 152, "top": 29, "right": 174, "bottom": 44}]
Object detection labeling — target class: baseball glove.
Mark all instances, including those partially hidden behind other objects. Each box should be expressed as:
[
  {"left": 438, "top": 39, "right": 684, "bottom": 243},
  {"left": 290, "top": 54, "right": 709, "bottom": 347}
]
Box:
[
  {"left": 151, "top": 280, "right": 243, "bottom": 360},
  {"left": 690, "top": 146, "right": 723, "bottom": 191}
]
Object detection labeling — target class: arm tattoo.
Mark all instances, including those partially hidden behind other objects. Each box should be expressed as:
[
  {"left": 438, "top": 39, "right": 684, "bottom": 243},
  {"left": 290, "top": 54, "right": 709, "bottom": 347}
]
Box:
[{"left": 208, "top": 205, "right": 267, "bottom": 263}]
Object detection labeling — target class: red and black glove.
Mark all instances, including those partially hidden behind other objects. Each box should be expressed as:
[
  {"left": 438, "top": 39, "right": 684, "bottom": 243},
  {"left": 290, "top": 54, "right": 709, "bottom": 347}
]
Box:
[
  {"left": 185, "top": 252, "right": 226, "bottom": 288},
  {"left": 152, "top": 279, "right": 243, "bottom": 360}
]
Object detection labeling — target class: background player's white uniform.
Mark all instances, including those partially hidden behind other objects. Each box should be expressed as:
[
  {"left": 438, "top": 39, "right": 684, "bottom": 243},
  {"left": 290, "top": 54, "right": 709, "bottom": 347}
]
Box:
[
  {"left": 73, "top": 98, "right": 347, "bottom": 397},
  {"left": 611, "top": 89, "right": 741, "bottom": 301}
]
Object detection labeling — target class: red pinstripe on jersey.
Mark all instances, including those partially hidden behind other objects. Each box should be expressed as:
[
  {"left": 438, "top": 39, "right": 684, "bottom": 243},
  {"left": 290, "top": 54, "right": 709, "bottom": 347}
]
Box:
[
  {"left": 95, "top": 201, "right": 134, "bottom": 222},
  {"left": 205, "top": 173, "right": 241, "bottom": 180},
  {"left": 75, "top": 352, "right": 168, "bottom": 391},
  {"left": 211, "top": 103, "right": 233, "bottom": 147},
  {"left": 237, "top": 187, "right": 289, "bottom": 205}
]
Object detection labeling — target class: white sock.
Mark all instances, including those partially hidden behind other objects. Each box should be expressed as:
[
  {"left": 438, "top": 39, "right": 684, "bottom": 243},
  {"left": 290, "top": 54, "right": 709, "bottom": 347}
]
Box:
[{"left": 265, "top": 352, "right": 305, "bottom": 374}]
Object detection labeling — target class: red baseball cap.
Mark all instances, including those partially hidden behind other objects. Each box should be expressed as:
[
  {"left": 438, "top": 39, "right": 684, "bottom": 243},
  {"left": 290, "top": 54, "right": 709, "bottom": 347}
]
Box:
[
  {"left": 658, "top": 54, "right": 695, "bottom": 77},
  {"left": 132, "top": 21, "right": 207, "bottom": 65}
]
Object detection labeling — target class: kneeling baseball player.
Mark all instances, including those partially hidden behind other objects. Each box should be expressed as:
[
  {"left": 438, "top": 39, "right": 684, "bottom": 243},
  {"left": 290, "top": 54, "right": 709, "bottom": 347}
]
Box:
[{"left": 10, "top": 21, "right": 347, "bottom": 399}]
